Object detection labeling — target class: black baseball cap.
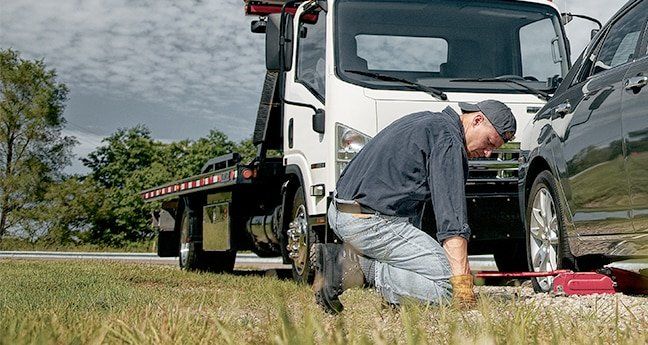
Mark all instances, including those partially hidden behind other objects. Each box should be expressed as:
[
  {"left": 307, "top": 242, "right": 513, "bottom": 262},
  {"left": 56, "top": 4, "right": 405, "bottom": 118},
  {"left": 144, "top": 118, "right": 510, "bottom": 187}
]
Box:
[{"left": 458, "top": 100, "right": 516, "bottom": 142}]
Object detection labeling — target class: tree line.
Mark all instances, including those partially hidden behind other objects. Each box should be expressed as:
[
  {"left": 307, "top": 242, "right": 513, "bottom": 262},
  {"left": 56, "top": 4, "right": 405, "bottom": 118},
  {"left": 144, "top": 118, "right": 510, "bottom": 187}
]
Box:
[{"left": 0, "top": 49, "right": 256, "bottom": 247}]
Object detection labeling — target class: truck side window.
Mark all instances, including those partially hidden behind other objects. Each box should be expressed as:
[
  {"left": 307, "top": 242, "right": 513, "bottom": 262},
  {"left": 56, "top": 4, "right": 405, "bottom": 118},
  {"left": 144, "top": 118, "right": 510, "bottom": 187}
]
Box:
[
  {"left": 296, "top": 11, "right": 326, "bottom": 101},
  {"left": 591, "top": 4, "right": 645, "bottom": 75}
]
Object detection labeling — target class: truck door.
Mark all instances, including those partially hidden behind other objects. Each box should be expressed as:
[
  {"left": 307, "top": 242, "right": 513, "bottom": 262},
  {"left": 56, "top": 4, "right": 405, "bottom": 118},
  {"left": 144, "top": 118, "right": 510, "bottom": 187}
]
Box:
[{"left": 283, "top": 9, "right": 328, "bottom": 215}]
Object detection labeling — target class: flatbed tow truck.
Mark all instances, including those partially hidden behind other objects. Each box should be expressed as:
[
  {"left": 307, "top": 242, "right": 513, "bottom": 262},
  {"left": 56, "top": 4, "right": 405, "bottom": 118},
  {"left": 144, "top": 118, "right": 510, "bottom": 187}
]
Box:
[{"left": 142, "top": 0, "right": 574, "bottom": 281}]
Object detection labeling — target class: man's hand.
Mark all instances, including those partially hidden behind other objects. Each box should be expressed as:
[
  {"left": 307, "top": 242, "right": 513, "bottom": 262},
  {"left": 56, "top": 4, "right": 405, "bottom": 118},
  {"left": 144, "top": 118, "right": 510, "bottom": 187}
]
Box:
[
  {"left": 449, "top": 274, "right": 476, "bottom": 307},
  {"left": 443, "top": 236, "right": 476, "bottom": 307}
]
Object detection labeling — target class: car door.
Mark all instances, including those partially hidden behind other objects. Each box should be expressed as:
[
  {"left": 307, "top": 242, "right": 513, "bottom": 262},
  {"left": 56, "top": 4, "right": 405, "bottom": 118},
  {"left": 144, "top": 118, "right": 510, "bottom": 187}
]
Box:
[
  {"left": 621, "top": 2, "right": 648, "bottom": 250},
  {"left": 561, "top": 2, "right": 645, "bottom": 239}
]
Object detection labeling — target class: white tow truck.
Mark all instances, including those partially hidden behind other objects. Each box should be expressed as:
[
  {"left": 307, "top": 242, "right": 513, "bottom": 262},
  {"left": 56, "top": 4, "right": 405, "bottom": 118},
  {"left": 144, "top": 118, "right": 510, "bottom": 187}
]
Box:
[{"left": 142, "top": 0, "right": 572, "bottom": 280}]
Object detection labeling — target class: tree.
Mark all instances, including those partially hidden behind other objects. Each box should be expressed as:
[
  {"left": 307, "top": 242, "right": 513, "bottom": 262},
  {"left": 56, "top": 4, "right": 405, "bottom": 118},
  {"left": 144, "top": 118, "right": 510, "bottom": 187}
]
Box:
[
  {"left": 22, "top": 177, "right": 106, "bottom": 244},
  {"left": 236, "top": 138, "right": 258, "bottom": 164},
  {"left": 0, "top": 49, "right": 76, "bottom": 239},
  {"left": 81, "top": 125, "right": 257, "bottom": 245}
]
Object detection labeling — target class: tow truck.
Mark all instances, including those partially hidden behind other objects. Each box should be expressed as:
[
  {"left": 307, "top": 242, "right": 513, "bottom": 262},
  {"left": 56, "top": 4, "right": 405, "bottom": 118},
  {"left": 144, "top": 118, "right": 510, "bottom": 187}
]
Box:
[{"left": 142, "top": 0, "right": 573, "bottom": 281}]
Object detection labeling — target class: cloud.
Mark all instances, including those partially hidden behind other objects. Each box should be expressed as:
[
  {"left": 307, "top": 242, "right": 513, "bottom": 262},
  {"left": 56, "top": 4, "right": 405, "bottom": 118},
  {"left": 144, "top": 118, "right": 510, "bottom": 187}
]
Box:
[
  {"left": 61, "top": 128, "right": 105, "bottom": 174},
  {"left": 1, "top": 0, "right": 266, "bottom": 141}
]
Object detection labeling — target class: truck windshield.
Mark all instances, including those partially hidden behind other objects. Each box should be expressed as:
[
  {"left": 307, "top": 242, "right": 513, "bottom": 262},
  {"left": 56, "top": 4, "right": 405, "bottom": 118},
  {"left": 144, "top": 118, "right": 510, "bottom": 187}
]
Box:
[{"left": 335, "top": 0, "right": 569, "bottom": 93}]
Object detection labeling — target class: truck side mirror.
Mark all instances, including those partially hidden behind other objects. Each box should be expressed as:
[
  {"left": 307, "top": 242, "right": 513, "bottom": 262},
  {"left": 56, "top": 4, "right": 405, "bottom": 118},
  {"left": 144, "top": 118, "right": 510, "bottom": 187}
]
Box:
[
  {"left": 283, "top": 13, "right": 294, "bottom": 71},
  {"left": 265, "top": 14, "right": 281, "bottom": 71},
  {"left": 265, "top": 13, "right": 294, "bottom": 72},
  {"left": 312, "top": 109, "right": 325, "bottom": 134}
]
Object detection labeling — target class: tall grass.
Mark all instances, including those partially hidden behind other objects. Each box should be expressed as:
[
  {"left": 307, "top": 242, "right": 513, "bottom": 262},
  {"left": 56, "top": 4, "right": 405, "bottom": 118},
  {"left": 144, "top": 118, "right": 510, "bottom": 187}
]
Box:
[{"left": 0, "top": 260, "right": 646, "bottom": 345}]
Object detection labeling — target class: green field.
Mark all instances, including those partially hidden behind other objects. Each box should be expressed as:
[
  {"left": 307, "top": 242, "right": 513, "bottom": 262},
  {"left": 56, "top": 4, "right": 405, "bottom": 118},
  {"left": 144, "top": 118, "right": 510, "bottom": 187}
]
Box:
[{"left": 1, "top": 260, "right": 646, "bottom": 345}]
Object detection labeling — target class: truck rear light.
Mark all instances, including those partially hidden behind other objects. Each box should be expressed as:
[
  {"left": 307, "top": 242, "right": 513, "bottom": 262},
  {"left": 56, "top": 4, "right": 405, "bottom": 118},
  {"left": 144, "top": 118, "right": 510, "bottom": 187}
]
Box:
[{"left": 242, "top": 168, "right": 255, "bottom": 179}]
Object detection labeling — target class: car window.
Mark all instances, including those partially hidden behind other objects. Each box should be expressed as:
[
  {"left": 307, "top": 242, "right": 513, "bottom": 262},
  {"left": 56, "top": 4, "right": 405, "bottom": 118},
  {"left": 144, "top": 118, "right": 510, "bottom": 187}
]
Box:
[
  {"left": 296, "top": 11, "right": 326, "bottom": 100},
  {"left": 591, "top": 3, "right": 645, "bottom": 75}
]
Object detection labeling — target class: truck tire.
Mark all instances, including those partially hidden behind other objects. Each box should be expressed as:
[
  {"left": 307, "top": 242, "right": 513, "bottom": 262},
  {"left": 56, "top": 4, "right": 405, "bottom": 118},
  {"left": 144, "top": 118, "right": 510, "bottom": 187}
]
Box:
[
  {"left": 178, "top": 199, "right": 236, "bottom": 273},
  {"left": 493, "top": 239, "right": 528, "bottom": 272},
  {"left": 525, "top": 171, "right": 575, "bottom": 292},
  {"left": 179, "top": 204, "right": 203, "bottom": 271},
  {"left": 287, "top": 186, "right": 318, "bottom": 283}
]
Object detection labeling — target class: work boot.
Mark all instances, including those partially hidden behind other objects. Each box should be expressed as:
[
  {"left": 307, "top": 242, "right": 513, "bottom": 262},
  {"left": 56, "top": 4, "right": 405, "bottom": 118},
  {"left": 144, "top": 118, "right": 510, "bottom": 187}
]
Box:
[
  {"left": 312, "top": 243, "right": 366, "bottom": 314},
  {"left": 312, "top": 243, "right": 344, "bottom": 314},
  {"left": 340, "top": 244, "right": 366, "bottom": 290}
]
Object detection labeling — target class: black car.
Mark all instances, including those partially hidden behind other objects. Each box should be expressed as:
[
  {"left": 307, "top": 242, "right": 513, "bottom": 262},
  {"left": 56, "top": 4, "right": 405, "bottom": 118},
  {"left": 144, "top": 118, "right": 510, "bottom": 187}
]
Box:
[{"left": 518, "top": 0, "right": 648, "bottom": 292}]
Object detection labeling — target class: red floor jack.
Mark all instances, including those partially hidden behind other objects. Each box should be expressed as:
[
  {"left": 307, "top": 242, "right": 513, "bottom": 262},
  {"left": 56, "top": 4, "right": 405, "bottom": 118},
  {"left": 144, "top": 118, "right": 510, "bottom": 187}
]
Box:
[{"left": 475, "top": 267, "right": 648, "bottom": 295}]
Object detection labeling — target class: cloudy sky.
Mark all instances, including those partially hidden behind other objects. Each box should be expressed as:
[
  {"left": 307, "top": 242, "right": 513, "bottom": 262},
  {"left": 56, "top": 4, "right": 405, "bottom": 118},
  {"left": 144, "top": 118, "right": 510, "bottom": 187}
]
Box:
[{"left": 0, "top": 0, "right": 628, "bottom": 172}]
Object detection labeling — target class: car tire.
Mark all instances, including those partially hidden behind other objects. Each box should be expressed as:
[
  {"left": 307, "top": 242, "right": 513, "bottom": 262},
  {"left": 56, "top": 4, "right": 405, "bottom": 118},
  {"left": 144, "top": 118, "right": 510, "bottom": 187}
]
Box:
[
  {"left": 525, "top": 171, "right": 576, "bottom": 292},
  {"left": 287, "top": 186, "right": 318, "bottom": 283},
  {"left": 178, "top": 199, "right": 236, "bottom": 273}
]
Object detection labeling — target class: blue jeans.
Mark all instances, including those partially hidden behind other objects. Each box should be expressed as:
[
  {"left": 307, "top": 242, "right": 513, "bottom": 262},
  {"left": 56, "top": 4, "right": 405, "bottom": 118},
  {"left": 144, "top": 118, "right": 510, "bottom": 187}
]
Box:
[{"left": 328, "top": 205, "right": 452, "bottom": 305}]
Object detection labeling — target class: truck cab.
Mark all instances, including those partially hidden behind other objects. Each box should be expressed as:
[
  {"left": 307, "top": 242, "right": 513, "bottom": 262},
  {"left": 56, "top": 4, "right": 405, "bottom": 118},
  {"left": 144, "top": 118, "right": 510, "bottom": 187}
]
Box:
[{"left": 274, "top": 0, "right": 570, "bottom": 273}]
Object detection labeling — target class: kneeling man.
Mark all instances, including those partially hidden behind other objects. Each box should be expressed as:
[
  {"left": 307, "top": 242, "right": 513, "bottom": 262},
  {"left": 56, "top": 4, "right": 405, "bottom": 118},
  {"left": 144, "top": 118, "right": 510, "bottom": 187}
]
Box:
[{"left": 313, "top": 100, "right": 516, "bottom": 313}]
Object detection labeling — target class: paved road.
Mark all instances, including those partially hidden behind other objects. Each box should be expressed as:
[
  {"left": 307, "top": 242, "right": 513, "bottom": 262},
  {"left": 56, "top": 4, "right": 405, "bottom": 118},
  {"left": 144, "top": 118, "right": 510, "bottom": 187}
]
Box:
[{"left": 0, "top": 251, "right": 498, "bottom": 271}]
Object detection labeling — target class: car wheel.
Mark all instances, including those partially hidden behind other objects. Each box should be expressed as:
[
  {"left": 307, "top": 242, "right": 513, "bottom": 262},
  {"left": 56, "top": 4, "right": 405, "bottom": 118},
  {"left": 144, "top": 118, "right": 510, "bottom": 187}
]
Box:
[
  {"left": 286, "top": 186, "right": 318, "bottom": 283},
  {"left": 525, "top": 171, "right": 575, "bottom": 292}
]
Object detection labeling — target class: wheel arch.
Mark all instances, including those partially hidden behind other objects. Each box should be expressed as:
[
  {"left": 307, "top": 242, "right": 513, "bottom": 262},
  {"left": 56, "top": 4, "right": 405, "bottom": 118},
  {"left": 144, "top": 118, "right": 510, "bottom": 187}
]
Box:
[
  {"left": 278, "top": 165, "right": 305, "bottom": 263},
  {"left": 283, "top": 165, "right": 306, "bottom": 219}
]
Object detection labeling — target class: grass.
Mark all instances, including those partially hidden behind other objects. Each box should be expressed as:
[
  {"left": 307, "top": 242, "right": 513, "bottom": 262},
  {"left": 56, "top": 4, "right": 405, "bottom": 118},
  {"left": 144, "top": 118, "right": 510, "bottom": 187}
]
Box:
[{"left": 0, "top": 260, "right": 647, "bottom": 345}]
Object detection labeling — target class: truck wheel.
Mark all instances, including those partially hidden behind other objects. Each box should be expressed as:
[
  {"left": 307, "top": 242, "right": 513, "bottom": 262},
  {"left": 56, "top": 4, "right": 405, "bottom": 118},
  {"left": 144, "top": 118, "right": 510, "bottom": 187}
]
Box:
[
  {"left": 287, "top": 186, "right": 318, "bottom": 283},
  {"left": 179, "top": 205, "right": 201, "bottom": 271},
  {"left": 178, "top": 201, "right": 236, "bottom": 273},
  {"left": 525, "top": 171, "right": 575, "bottom": 292},
  {"left": 493, "top": 240, "right": 528, "bottom": 272}
]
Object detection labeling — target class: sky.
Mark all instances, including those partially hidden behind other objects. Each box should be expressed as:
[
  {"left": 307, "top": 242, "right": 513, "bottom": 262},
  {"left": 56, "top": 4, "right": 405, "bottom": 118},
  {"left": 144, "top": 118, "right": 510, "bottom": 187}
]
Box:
[{"left": 0, "top": 0, "right": 629, "bottom": 173}]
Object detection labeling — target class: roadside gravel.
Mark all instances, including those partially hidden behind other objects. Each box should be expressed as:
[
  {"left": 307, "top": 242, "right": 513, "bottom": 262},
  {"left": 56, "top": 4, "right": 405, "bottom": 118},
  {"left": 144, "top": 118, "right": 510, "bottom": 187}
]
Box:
[{"left": 476, "top": 284, "right": 648, "bottom": 325}]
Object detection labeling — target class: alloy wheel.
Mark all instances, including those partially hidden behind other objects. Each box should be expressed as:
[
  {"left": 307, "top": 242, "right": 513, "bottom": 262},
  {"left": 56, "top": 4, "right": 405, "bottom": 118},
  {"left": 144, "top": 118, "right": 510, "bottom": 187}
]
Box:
[
  {"left": 529, "top": 187, "right": 559, "bottom": 291},
  {"left": 287, "top": 204, "right": 309, "bottom": 275}
]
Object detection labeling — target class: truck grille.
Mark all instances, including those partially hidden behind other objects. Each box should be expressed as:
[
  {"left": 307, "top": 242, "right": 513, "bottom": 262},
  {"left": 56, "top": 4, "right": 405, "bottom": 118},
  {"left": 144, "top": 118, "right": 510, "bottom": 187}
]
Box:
[{"left": 467, "top": 142, "right": 520, "bottom": 183}]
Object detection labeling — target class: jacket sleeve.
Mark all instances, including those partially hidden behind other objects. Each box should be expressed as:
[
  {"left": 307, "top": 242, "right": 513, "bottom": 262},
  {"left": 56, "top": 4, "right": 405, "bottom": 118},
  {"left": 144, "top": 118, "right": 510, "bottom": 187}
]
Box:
[{"left": 427, "top": 136, "right": 471, "bottom": 243}]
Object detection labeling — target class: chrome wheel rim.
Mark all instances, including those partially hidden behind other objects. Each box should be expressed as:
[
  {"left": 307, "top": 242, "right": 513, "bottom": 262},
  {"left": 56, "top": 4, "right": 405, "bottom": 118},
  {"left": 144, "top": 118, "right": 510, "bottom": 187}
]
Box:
[
  {"left": 179, "top": 213, "right": 190, "bottom": 267},
  {"left": 287, "top": 204, "right": 309, "bottom": 275},
  {"left": 529, "top": 187, "right": 559, "bottom": 291}
]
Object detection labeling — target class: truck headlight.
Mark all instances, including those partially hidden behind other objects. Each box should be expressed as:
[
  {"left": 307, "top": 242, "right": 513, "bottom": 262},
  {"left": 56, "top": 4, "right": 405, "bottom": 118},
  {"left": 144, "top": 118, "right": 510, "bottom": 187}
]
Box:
[{"left": 336, "top": 124, "right": 371, "bottom": 179}]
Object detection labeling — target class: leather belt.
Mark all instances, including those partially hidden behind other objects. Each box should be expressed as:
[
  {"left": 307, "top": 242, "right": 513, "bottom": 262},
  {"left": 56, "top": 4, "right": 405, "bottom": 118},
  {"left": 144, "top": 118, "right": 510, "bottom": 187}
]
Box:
[{"left": 334, "top": 200, "right": 376, "bottom": 214}]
